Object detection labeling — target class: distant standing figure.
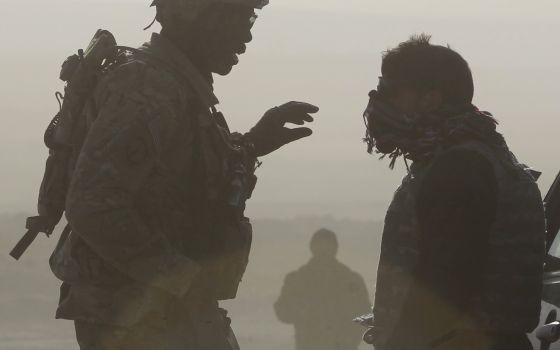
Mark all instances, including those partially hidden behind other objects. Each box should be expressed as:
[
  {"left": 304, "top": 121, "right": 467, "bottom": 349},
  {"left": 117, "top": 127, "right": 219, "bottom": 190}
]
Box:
[{"left": 274, "top": 229, "right": 370, "bottom": 350}]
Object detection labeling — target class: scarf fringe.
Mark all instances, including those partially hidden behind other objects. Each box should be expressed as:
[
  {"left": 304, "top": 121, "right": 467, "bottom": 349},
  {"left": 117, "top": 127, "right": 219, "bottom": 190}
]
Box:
[{"left": 364, "top": 108, "right": 503, "bottom": 170}]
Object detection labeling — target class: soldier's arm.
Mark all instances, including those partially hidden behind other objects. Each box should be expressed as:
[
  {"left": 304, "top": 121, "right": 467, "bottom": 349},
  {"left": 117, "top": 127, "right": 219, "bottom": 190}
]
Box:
[{"left": 65, "top": 62, "right": 199, "bottom": 297}]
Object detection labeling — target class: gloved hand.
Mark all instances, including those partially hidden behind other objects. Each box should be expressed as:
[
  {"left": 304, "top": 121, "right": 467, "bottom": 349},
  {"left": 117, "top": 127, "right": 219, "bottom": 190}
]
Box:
[{"left": 246, "top": 101, "right": 319, "bottom": 157}]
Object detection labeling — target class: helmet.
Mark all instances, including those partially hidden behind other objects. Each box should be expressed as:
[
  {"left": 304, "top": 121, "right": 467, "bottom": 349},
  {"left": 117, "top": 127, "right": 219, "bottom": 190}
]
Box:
[{"left": 152, "top": 0, "right": 269, "bottom": 22}]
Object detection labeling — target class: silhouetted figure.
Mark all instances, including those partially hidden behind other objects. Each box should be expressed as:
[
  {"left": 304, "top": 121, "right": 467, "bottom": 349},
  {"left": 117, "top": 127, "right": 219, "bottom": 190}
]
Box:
[
  {"left": 37, "top": 0, "right": 318, "bottom": 349},
  {"left": 274, "top": 229, "right": 370, "bottom": 350}
]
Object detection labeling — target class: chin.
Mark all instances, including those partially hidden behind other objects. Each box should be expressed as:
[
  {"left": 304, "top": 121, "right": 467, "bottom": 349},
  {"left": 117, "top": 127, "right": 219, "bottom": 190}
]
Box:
[
  {"left": 210, "top": 54, "right": 241, "bottom": 76},
  {"left": 213, "top": 65, "right": 234, "bottom": 76}
]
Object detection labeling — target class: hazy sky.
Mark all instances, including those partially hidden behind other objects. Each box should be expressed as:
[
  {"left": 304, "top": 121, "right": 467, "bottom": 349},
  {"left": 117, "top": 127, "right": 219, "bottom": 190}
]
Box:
[{"left": 1, "top": 0, "right": 560, "bottom": 219}]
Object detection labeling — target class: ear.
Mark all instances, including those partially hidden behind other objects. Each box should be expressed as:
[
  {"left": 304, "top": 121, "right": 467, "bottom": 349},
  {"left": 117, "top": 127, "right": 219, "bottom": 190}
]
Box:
[{"left": 418, "top": 90, "right": 443, "bottom": 113}]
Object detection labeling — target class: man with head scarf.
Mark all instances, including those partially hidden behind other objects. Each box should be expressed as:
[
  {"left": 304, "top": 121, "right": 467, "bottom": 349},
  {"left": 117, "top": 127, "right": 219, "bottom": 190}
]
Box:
[{"left": 362, "top": 34, "right": 546, "bottom": 350}]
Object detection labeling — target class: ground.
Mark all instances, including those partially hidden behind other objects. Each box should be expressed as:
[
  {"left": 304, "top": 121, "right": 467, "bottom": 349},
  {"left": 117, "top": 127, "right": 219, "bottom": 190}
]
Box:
[{"left": 0, "top": 214, "right": 381, "bottom": 350}]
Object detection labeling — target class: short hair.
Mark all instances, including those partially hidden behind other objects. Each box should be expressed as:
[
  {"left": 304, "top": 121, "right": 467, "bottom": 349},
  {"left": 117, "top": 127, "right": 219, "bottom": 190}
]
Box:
[{"left": 381, "top": 34, "right": 474, "bottom": 105}]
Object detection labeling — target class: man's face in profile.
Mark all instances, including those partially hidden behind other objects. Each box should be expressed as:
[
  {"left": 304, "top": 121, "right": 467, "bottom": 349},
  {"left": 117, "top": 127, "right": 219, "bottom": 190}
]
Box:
[
  {"left": 363, "top": 86, "right": 416, "bottom": 154},
  {"left": 365, "top": 80, "right": 441, "bottom": 154},
  {"left": 194, "top": 4, "right": 257, "bottom": 75}
]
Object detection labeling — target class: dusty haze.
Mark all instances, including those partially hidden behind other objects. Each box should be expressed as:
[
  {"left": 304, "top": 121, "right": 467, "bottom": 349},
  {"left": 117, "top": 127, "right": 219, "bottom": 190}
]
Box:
[
  {"left": 0, "top": 1, "right": 559, "bottom": 349},
  {"left": 2, "top": 0, "right": 560, "bottom": 219}
]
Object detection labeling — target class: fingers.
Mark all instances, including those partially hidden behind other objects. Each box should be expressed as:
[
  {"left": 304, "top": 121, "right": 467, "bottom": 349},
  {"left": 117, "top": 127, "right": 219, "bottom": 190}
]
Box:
[
  {"left": 270, "top": 102, "right": 319, "bottom": 125},
  {"left": 285, "top": 113, "right": 315, "bottom": 125},
  {"left": 282, "top": 127, "right": 313, "bottom": 144},
  {"left": 279, "top": 101, "right": 320, "bottom": 114}
]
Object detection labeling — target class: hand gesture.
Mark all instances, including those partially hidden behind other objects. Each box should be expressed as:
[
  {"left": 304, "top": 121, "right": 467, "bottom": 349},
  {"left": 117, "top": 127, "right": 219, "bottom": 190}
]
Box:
[{"left": 247, "top": 101, "right": 319, "bottom": 157}]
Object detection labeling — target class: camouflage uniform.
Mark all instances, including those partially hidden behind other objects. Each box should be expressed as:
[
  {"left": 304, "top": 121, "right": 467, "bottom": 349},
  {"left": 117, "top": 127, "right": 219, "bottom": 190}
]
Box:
[{"left": 50, "top": 32, "right": 256, "bottom": 349}]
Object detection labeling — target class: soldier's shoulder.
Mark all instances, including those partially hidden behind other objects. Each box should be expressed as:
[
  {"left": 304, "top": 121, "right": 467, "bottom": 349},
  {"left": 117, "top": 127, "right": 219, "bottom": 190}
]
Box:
[
  {"left": 86, "top": 57, "right": 193, "bottom": 144},
  {"left": 99, "top": 54, "right": 194, "bottom": 105}
]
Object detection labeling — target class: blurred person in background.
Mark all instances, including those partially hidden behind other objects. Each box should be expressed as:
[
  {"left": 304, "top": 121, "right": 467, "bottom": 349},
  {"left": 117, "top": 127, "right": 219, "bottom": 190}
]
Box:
[{"left": 275, "top": 228, "right": 370, "bottom": 350}]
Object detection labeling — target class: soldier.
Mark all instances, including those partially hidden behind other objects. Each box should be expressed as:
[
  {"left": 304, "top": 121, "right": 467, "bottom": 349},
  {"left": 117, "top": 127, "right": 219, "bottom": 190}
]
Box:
[
  {"left": 49, "top": 0, "right": 318, "bottom": 349},
  {"left": 274, "top": 229, "right": 370, "bottom": 350},
  {"left": 362, "top": 34, "right": 546, "bottom": 350}
]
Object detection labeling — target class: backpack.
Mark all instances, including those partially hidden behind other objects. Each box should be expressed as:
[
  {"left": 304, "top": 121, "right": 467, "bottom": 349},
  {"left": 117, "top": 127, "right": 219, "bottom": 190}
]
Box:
[{"left": 10, "top": 29, "right": 131, "bottom": 260}]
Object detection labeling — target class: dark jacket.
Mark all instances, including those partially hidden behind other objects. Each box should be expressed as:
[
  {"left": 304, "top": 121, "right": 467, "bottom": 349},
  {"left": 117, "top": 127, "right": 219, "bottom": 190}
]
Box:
[{"left": 372, "top": 120, "right": 546, "bottom": 350}]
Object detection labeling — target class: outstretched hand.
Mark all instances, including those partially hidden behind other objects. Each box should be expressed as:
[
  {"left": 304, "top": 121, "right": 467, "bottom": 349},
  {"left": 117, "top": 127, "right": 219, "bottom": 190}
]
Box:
[{"left": 247, "top": 101, "right": 319, "bottom": 157}]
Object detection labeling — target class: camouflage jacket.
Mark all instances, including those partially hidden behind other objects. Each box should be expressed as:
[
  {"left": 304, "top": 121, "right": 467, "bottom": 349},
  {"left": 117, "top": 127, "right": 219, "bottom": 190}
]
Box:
[{"left": 50, "top": 33, "right": 257, "bottom": 326}]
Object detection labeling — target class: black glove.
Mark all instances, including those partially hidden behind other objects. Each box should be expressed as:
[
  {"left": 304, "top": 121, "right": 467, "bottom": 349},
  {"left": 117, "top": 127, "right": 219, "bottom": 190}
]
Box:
[{"left": 246, "top": 101, "right": 319, "bottom": 157}]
